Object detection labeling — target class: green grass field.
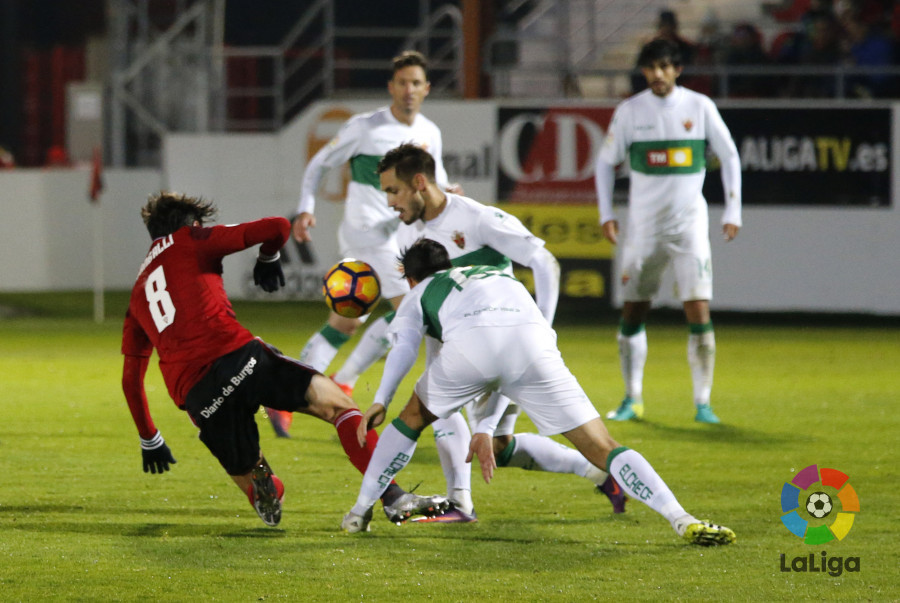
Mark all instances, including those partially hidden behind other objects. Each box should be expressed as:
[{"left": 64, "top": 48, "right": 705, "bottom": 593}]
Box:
[{"left": 0, "top": 292, "right": 897, "bottom": 601}]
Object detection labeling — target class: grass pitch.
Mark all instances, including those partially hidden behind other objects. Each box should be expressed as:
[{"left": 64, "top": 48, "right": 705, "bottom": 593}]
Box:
[{"left": 0, "top": 292, "right": 897, "bottom": 601}]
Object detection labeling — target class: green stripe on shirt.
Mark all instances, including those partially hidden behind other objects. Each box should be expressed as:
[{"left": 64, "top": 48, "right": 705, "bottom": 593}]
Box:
[
  {"left": 629, "top": 139, "right": 706, "bottom": 175},
  {"left": 350, "top": 154, "right": 382, "bottom": 188}
]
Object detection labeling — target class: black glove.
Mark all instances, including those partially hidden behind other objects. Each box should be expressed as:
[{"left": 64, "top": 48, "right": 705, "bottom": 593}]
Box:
[
  {"left": 140, "top": 431, "right": 177, "bottom": 474},
  {"left": 254, "top": 252, "right": 285, "bottom": 293}
]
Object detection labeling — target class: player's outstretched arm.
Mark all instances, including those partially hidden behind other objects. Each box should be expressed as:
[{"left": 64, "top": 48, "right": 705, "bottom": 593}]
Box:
[
  {"left": 253, "top": 251, "right": 285, "bottom": 292},
  {"left": 122, "top": 355, "right": 177, "bottom": 474}
]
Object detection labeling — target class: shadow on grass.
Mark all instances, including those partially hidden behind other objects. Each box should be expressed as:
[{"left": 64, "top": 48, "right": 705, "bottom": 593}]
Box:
[
  {"left": 615, "top": 420, "right": 806, "bottom": 446},
  {"left": 3, "top": 517, "right": 287, "bottom": 538},
  {"left": 0, "top": 503, "right": 288, "bottom": 538}
]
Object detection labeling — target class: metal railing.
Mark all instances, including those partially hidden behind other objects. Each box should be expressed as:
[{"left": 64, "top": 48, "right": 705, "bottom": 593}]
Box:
[
  {"left": 569, "top": 64, "right": 900, "bottom": 100},
  {"left": 108, "top": 0, "right": 463, "bottom": 166}
]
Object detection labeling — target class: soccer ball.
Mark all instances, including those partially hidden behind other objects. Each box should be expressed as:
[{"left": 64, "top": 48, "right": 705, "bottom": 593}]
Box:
[
  {"left": 322, "top": 259, "right": 381, "bottom": 318},
  {"left": 806, "top": 492, "right": 833, "bottom": 518}
]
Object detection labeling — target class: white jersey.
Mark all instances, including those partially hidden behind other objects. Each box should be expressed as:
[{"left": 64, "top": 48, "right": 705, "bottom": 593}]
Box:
[
  {"left": 596, "top": 86, "right": 741, "bottom": 237},
  {"left": 376, "top": 266, "right": 597, "bottom": 435},
  {"left": 399, "top": 266, "right": 547, "bottom": 343},
  {"left": 397, "top": 193, "right": 545, "bottom": 273},
  {"left": 296, "top": 106, "right": 449, "bottom": 245},
  {"left": 374, "top": 265, "right": 547, "bottom": 407}
]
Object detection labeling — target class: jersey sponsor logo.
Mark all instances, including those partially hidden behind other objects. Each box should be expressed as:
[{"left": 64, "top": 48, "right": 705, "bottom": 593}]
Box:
[
  {"left": 451, "top": 231, "right": 465, "bottom": 249},
  {"left": 646, "top": 147, "right": 693, "bottom": 167},
  {"left": 630, "top": 139, "right": 706, "bottom": 174},
  {"left": 199, "top": 356, "right": 257, "bottom": 418}
]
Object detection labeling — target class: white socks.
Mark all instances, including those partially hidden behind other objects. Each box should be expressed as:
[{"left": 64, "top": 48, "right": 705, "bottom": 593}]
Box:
[
  {"left": 688, "top": 330, "right": 716, "bottom": 406},
  {"left": 620, "top": 325, "right": 716, "bottom": 408},
  {"left": 501, "top": 433, "right": 609, "bottom": 486},
  {"left": 606, "top": 447, "right": 692, "bottom": 534},
  {"left": 617, "top": 329, "right": 647, "bottom": 400},
  {"left": 299, "top": 332, "right": 338, "bottom": 373},
  {"left": 433, "top": 412, "right": 473, "bottom": 513},
  {"left": 333, "top": 316, "right": 392, "bottom": 387},
  {"left": 351, "top": 420, "right": 419, "bottom": 516}
]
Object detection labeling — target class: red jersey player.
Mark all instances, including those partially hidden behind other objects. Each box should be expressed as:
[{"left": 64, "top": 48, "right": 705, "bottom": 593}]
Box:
[{"left": 121, "top": 192, "right": 449, "bottom": 527}]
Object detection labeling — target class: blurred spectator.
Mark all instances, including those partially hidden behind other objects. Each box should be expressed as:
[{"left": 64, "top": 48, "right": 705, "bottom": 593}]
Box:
[
  {"left": 693, "top": 9, "right": 729, "bottom": 95},
  {"left": 780, "top": 11, "right": 843, "bottom": 97},
  {"left": 723, "top": 23, "right": 772, "bottom": 97},
  {"left": 655, "top": 9, "right": 697, "bottom": 64},
  {"left": 696, "top": 10, "right": 729, "bottom": 65},
  {"left": 840, "top": 9, "right": 895, "bottom": 97},
  {"left": 632, "top": 9, "right": 698, "bottom": 93},
  {"left": 764, "top": 0, "right": 813, "bottom": 22}
]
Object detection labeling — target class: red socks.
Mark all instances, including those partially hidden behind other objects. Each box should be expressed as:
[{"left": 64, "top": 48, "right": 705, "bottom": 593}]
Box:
[{"left": 334, "top": 409, "right": 379, "bottom": 474}]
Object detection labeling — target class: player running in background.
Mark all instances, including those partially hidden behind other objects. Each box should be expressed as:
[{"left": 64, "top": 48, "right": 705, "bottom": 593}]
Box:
[
  {"left": 341, "top": 238, "right": 736, "bottom": 547},
  {"left": 594, "top": 38, "right": 742, "bottom": 424},
  {"left": 266, "top": 50, "right": 459, "bottom": 438},
  {"left": 378, "top": 143, "right": 625, "bottom": 522},
  {"left": 121, "top": 192, "right": 448, "bottom": 527}
]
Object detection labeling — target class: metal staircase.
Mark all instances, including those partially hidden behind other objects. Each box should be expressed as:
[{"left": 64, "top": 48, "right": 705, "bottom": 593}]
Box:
[{"left": 107, "top": 0, "right": 463, "bottom": 167}]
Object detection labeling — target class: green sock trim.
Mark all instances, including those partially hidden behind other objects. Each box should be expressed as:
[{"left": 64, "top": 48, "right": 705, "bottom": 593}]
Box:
[
  {"left": 384, "top": 310, "right": 396, "bottom": 324},
  {"left": 605, "top": 446, "right": 630, "bottom": 473},
  {"left": 495, "top": 439, "right": 517, "bottom": 467},
  {"left": 688, "top": 321, "right": 713, "bottom": 335},
  {"left": 391, "top": 417, "right": 422, "bottom": 441},
  {"left": 320, "top": 324, "right": 351, "bottom": 347},
  {"left": 619, "top": 320, "right": 645, "bottom": 337}
]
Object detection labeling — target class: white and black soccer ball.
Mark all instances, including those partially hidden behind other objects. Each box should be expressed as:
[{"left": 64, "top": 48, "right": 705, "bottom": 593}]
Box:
[{"left": 806, "top": 491, "right": 833, "bottom": 518}]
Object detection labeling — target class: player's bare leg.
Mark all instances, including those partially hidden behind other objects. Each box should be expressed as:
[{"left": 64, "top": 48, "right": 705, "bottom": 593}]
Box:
[
  {"left": 562, "top": 418, "right": 735, "bottom": 545},
  {"left": 267, "top": 312, "right": 361, "bottom": 437}
]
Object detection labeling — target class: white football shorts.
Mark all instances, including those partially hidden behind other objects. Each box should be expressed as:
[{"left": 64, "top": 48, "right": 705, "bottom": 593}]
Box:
[
  {"left": 415, "top": 323, "right": 600, "bottom": 436},
  {"left": 620, "top": 215, "right": 713, "bottom": 303}
]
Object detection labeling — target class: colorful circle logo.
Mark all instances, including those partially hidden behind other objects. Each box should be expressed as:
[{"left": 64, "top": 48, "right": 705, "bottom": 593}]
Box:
[{"left": 780, "top": 464, "right": 860, "bottom": 544}]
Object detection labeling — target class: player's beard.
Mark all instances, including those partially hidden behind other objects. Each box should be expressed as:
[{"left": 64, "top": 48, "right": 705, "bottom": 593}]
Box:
[{"left": 401, "top": 194, "right": 427, "bottom": 225}]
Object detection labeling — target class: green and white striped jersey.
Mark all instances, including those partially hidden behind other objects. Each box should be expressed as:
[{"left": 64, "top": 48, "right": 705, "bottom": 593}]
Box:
[
  {"left": 396, "top": 265, "right": 547, "bottom": 343},
  {"left": 597, "top": 86, "right": 741, "bottom": 235},
  {"left": 296, "top": 106, "right": 448, "bottom": 244},
  {"left": 397, "top": 193, "right": 545, "bottom": 273}
]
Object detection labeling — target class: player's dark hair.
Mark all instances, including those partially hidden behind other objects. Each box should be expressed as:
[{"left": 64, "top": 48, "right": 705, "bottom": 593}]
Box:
[
  {"left": 141, "top": 191, "right": 217, "bottom": 238},
  {"left": 400, "top": 238, "right": 452, "bottom": 283},
  {"left": 377, "top": 142, "right": 436, "bottom": 184},
  {"left": 638, "top": 38, "right": 683, "bottom": 68},
  {"left": 392, "top": 50, "right": 428, "bottom": 76}
]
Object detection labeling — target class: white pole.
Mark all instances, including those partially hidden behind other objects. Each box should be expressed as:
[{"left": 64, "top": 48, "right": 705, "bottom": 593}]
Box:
[{"left": 93, "top": 201, "right": 104, "bottom": 323}]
